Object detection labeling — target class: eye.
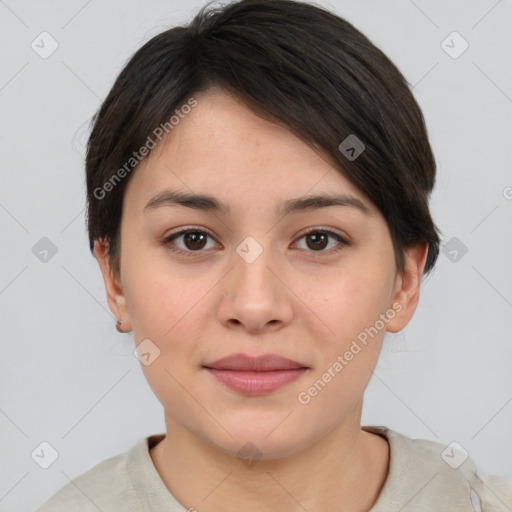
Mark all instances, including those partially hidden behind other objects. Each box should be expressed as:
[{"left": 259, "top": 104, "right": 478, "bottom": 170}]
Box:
[
  {"left": 162, "top": 226, "right": 350, "bottom": 257},
  {"left": 162, "top": 228, "right": 219, "bottom": 255},
  {"left": 294, "top": 228, "right": 349, "bottom": 255}
]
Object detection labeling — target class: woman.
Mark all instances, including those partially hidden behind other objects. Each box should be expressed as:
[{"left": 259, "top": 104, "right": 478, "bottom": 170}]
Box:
[{"left": 36, "top": 0, "right": 512, "bottom": 510}]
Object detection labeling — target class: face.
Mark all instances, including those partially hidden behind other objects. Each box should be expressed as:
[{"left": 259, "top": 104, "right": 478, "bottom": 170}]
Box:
[{"left": 97, "top": 88, "right": 425, "bottom": 459}]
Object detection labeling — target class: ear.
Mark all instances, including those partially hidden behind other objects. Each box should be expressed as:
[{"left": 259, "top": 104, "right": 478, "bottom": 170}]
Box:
[
  {"left": 94, "top": 239, "right": 132, "bottom": 333},
  {"left": 386, "top": 242, "right": 429, "bottom": 333}
]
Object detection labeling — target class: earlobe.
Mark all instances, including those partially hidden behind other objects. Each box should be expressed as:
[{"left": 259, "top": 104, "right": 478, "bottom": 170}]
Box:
[
  {"left": 386, "top": 243, "right": 429, "bottom": 333},
  {"left": 94, "top": 239, "right": 132, "bottom": 333}
]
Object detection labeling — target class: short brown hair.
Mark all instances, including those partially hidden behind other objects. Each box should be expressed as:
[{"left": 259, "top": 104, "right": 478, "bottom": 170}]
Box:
[{"left": 86, "top": 0, "right": 441, "bottom": 276}]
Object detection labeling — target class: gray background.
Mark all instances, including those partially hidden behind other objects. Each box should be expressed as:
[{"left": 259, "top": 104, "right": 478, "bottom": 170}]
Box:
[{"left": 1, "top": 0, "right": 511, "bottom": 510}]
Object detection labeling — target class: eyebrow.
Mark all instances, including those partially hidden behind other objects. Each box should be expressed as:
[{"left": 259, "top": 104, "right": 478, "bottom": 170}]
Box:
[{"left": 143, "top": 190, "right": 370, "bottom": 216}]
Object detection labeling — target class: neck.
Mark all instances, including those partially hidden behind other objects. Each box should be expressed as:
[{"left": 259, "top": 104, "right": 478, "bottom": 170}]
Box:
[{"left": 150, "top": 406, "right": 390, "bottom": 511}]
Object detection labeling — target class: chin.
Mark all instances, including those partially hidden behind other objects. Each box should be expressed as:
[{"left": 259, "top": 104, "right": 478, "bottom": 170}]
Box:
[
  {"left": 194, "top": 412, "right": 319, "bottom": 462},
  {"left": 212, "top": 431, "right": 309, "bottom": 463}
]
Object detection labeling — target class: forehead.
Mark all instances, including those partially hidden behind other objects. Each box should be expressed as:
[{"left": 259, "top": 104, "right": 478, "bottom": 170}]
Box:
[{"left": 123, "top": 88, "right": 372, "bottom": 213}]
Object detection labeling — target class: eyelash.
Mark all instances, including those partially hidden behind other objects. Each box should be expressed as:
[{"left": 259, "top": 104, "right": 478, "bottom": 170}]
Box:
[{"left": 162, "top": 226, "right": 350, "bottom": 258}]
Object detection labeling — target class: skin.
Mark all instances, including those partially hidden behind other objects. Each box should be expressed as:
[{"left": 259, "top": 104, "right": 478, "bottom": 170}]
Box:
[{"left": 95, "top": 88, "right": 428, "bottom": 512}]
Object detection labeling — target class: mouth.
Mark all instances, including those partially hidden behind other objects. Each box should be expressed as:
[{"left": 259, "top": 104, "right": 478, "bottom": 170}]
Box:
[{"left": 202, "top": 353, "right": 309, "bottom": 396}]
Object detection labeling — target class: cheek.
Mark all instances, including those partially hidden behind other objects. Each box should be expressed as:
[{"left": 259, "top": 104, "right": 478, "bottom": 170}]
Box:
[
  {"left": 301, "top": 261, "right": 395, "bottom": 393},
  {"left": 294, "top": 273, "right": 392, "bottom": 424},
  {"left": 122, "top": 246, "right": 207, "bottom": 340},
  {"left": 124, "top": 268, "right": 210, "bottom": 409},
  {"left": 312, "top": 266, "right": 394, "bottom": 340}
]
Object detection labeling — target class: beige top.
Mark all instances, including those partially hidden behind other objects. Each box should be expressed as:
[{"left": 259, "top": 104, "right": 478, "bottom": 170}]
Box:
[{"left": 35, "top": 425, "right": 512, "bottom": 511}]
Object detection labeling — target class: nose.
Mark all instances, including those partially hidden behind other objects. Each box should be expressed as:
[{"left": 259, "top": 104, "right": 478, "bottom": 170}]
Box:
[{"left": 216, "top": 239, "right": 294, "bottom": 334}]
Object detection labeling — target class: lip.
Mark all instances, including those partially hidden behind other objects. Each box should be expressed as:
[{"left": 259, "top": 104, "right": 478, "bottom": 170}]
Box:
[
  {"left": 204, "top": 353, "right": 308, "bottom": 371},
  {"left": 203, "top": 353, "right": 309, "bottom": 396}
]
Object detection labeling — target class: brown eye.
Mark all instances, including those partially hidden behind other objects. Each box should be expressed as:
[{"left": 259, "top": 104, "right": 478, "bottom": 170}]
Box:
[
  {"left": 182, "top": 231, "right": 208, "bottom": 250},
  {"left": 163, "top": 229, "right": 218, "bottom": 254},
  {"left": 305, "top": 231, "right": 329, "bottom": 250},
  {"left": 295, "top": 229, "right": 349, "bottom": 255}
]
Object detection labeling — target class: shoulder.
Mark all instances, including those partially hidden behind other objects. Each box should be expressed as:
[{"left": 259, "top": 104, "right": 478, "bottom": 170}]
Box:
[
  {"left": 363, "top": 425, "right": 512, "bottom": 512},
  {"left": 34, "top": 437, "right": 154, "bottom": 512}
]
